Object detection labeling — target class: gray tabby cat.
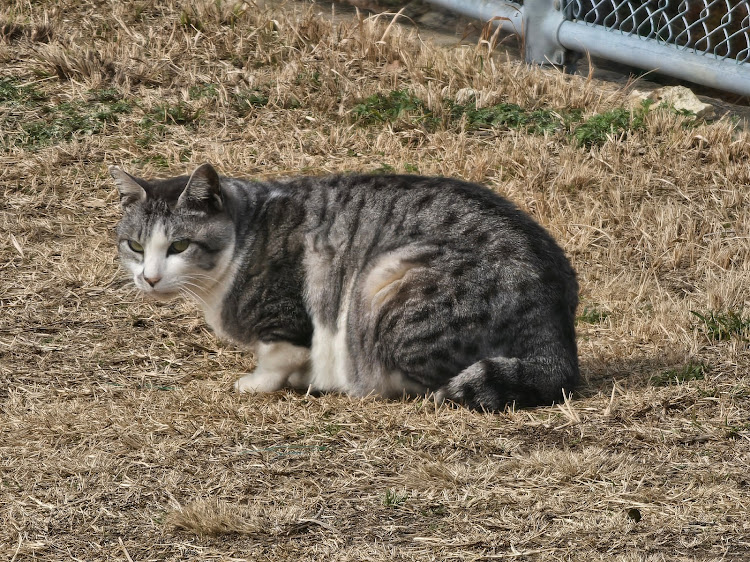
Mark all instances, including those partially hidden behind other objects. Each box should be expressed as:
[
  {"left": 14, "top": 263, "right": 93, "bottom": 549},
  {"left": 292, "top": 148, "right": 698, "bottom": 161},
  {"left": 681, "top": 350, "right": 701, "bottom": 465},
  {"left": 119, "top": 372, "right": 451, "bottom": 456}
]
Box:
[{"left": 111, "top": 163, "right": 578, "bottom": 410}]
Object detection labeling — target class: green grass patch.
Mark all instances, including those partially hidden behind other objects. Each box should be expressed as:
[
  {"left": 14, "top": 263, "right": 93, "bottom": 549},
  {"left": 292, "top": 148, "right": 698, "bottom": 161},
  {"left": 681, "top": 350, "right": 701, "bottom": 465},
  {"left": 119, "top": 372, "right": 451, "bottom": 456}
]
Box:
[
  {"left": 352, "top": 89, "right": 651, "bottom": 142},
  {"left": 383, "top": 489, "right": 409, "bottom": 508},
  {"left": 352, "top": 91, "right": 566, "bottom": 134},
  {"left": 352, "top": 89, "right": 437, "bottom": 129},
  {"left": 189, "top": 83, "right": 219, "bottom": 100},
  {"left": 577, "top": 306, "right": 610, "bottom": 324},
  {"left": 651, "top": 362, "right": 707, "bottom": 386},
  {"left": 321, "top": 423, "right": 342, "bottom": 436},
  {"left": 655, "top": 102, "right": 701, "bottom": 128},
  {"left": 692, "top": 310, "right": 750, "bottom": 341},
  {"left": 0, "top": 77, "right": 47, "bottom": 105},
  {"left": 89, "top": 87, "right": 125, "bottom": 104},
  {"left": 231, "top": 88, "right": 269, "bottom": 116},
  {"left": 452, "top": 101, "right": 564, "bottom": 135},
  {"left": 132, "top": 154, "right": 170, "bottom": 169},
  {"left": 295, "top": 70, "right": 321, "bottom": 89},
  {"left": 573, "top": 103, "right": 649, "bottom": 149},
  {"left": 135, "top": 128, "right": 165, "bottom": 148},
  {"left": 351, "top": 91, "right": 706, "bottom": 151},
  {"left": 353, "top": 90, "right": 426, "bottom": 123},
  {"left": 146, "top": 101, "right": 201, "bottom": 126},
  {"left": 6, "top": 87, "right": 132, "bottom": 150}
]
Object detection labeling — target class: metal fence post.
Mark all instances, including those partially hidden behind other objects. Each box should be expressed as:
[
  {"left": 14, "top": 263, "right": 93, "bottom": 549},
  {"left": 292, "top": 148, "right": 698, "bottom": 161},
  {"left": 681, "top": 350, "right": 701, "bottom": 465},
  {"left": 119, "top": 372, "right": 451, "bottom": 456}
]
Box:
[{"left": 523, "top": 0, "right": 573, "bottom": 69}]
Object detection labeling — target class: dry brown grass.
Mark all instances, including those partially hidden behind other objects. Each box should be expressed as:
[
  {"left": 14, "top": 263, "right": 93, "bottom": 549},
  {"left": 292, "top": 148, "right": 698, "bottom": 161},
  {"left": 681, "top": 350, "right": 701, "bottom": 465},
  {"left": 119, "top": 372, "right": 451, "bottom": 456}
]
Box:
[{"left": 2, "top": 0, "right": 750, "bottom": 559}]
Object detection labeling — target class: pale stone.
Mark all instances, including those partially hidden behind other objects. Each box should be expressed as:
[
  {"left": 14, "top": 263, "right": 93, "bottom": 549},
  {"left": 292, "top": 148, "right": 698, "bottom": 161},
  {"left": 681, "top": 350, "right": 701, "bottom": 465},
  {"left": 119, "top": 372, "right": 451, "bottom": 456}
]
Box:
[
  {"left": 455, "top": 87, "right": 479, "bottom": 105},
  {"left": 625, "top": 88, "right": 649, "bottom": 108},
  {"left": 647, "top": 85, "right": 715, "bottom": 118}
]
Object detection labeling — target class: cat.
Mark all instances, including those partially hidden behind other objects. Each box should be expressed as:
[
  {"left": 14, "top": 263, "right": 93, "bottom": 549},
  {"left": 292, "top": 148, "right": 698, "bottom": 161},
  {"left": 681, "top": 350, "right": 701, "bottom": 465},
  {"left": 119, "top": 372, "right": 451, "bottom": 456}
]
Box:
[{"left": 111, "top": 163, "right": 579, "bottom": 410}]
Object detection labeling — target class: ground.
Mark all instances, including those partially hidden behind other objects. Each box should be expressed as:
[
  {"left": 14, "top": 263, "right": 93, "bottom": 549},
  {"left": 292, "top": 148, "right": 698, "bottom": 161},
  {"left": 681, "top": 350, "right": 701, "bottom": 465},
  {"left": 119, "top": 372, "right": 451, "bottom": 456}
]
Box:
[{"left": 2, "top": 1, "right": 750, "bottom": 560}]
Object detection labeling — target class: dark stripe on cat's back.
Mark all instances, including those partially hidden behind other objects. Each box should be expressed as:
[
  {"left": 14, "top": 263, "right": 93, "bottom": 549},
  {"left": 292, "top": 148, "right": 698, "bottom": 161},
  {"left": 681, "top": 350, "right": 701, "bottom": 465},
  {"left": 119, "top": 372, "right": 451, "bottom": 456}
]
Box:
[
  {"left": 313, "top": 185, "right": 329, "bottom": 228},
  {"left": 360, "top": 192, "right": 404, "bottom": 269},
  {"left": 347, "top": 191, "right": 369, "bottom": 243}
]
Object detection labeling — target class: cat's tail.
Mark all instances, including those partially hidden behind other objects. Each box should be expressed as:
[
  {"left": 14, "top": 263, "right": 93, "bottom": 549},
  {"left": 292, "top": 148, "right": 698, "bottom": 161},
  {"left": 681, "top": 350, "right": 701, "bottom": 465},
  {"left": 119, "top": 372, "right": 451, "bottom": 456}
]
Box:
[{"left": 435, "top": 354, "right": 578, "bottom": 411}]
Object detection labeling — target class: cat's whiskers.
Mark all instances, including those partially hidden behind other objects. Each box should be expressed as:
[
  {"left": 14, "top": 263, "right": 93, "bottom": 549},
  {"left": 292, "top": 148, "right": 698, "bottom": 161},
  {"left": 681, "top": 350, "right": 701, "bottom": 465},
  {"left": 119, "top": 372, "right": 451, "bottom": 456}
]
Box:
[
  {"left": 179, "top": 280, "right": 215, "bottom": 310},
  {"left": 182, "top": 275, "right": 210, "bottom": 293},
  {"left": 183, "top": 272, "right": 222, "bottom": 288},
  {"left": 181, "top": 275, "right": 218, "bottom": 293},
  {"left": 184, "top": 271, "right": 218, "bottom": 280},
  {"left": 180, "top": 286, "right": 211, "bottom": 310}
]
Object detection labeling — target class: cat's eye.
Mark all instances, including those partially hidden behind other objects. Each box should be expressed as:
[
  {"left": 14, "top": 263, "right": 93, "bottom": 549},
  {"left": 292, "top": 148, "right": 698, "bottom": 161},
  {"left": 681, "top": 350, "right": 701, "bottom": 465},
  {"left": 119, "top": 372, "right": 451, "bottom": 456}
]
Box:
[
  {"left": 127, "top": 240, "right": 144, "bottom": 253},
  {"left": 169, "top": 239, "right": 190, "bottom": 254}
]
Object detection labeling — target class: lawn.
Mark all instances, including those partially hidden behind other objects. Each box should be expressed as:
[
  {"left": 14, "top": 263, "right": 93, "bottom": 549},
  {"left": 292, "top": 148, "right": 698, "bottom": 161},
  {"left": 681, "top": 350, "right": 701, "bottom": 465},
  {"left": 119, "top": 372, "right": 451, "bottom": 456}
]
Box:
[{"left": 1, "top": 0, "right": 750, "bottom": 559}]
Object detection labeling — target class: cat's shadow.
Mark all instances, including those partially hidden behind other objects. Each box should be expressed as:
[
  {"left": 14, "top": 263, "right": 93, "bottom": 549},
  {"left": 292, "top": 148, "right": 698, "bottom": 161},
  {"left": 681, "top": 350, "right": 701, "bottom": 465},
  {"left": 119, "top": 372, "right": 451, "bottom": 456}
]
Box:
[{"left": 576, "top": 353, "right": 688, "bottom": 399}]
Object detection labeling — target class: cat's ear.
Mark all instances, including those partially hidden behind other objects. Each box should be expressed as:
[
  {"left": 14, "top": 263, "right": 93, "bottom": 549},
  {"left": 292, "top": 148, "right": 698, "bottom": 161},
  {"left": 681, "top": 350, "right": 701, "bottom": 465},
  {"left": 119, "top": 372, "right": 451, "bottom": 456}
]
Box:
[
  {"left": 177, "top": 163, "right": 222, "bottom": 210},
  {"left": 109, "top": 165, "right": 146, "bottom": 208}
]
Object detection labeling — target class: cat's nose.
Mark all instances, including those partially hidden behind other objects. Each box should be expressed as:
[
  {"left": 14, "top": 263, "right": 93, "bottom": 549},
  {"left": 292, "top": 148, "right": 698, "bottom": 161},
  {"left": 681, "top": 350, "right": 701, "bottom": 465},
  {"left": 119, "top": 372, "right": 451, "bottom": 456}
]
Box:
[{"left": 144, "top": 275, "right": 162, "bottom": 287}]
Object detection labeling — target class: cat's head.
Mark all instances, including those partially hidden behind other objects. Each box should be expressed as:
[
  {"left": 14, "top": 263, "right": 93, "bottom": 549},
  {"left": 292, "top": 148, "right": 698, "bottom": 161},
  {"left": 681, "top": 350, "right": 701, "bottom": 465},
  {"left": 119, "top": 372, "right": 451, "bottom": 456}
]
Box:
[{"left": 111, "top": 163, "right": 235, "bottom": 301}]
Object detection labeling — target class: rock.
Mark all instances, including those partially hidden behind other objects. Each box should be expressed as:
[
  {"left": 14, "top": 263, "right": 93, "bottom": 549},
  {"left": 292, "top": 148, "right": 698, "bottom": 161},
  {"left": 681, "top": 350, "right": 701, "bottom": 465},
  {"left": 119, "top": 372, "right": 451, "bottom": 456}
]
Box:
[
  {"left": 625, "top": 88, "right": 650, "bottom": 107},
  {"left": 455, "top": 87, "right": 479, "bottom": 104},
  {"left": 647, "top": 85, "right": 715, "bottom": 118},
  {"left": 417, "top": 10, "right": 454, "bottom": 29}
]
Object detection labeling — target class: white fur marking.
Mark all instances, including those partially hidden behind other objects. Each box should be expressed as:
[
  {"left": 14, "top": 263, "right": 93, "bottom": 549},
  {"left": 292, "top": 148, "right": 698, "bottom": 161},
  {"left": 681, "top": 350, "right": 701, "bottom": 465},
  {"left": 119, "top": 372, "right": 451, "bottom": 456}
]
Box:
[
  {"left": 309, "top": 281, "right": 354, "bottom": 393},
  {"left": 142, "top": 222, "right": 170, "bottom": 284},
  {"left": 235, "top": 341, "right": 310, "bottom": 393}
]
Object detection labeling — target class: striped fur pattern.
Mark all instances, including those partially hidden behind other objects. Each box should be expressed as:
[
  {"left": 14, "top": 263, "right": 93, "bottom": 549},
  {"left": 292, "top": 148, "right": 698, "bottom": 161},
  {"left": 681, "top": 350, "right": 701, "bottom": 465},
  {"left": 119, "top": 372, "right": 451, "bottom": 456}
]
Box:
[{"left": 112, "top": 163, "right": 579, "bottom": 410}]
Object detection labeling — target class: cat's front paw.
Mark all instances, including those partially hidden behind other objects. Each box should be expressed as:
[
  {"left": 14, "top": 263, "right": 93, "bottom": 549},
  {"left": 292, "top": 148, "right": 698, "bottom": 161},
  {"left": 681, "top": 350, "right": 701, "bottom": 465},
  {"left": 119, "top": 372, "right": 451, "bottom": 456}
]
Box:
[
  {"left": 432, "top": 387, "right": 449, "bottom": 406},
  {"left": 437, "top": 358, "right": 522, "bottom": 411},
  {"left": 234, "top": 371, "right": 286, "bottom": 394},
  {"left": 435, "top": 363, "right": 488, "bottom": 408}
]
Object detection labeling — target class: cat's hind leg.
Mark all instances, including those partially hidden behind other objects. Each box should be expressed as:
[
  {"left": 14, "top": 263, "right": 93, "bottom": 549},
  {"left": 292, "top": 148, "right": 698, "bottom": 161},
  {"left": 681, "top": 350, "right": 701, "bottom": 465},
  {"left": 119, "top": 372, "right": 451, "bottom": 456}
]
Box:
[
  {"left": 435, "top": 354, "right": 578, "bottom": 411},
  {"left": 235, "top": 341, "right": 310, "bottom": 393}
]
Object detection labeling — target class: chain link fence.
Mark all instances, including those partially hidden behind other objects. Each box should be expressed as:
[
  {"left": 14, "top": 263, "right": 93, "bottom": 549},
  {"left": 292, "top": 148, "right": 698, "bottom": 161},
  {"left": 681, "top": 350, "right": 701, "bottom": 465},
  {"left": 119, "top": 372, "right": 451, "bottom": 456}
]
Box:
[{"left": 565, "top": 0, "right": 750, "bottom": 63}]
